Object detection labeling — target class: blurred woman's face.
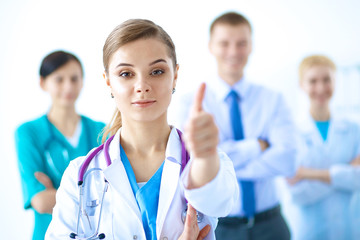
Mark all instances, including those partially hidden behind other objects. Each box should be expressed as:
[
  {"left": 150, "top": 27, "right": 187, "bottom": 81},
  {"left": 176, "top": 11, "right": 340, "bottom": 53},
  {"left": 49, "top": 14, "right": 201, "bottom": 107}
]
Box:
[
  {"left": 301, "top": 65, "right": 335, "bottom": 109},
  {"left": 41, "top": 60, "right": 83, "bottom": 108},
  {"left": 104, "top": 38, "right": 178, "bottom": 125}
]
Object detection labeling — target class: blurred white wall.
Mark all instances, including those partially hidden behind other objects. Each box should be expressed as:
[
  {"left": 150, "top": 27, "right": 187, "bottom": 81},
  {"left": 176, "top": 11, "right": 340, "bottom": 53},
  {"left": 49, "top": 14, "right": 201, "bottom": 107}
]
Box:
[{"left": 1, "top": 0, "right": 360, "bottom": 239}]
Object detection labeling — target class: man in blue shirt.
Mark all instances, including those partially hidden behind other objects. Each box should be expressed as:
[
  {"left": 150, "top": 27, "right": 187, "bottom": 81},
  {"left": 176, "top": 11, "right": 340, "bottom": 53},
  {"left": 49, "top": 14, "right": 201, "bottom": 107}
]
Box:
[{"left": 174, "top": 12, "right": 296, "bottom": 240}]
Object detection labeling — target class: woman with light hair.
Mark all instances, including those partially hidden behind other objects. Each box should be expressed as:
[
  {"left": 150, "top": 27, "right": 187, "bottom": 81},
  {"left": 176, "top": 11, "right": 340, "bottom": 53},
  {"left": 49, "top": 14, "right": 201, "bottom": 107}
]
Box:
[
  {"left": 45, "top": 19, "right": 238, "bottom": 240},
  {"left": 287, "top": 55, "right": 360, "bottom": 240}
]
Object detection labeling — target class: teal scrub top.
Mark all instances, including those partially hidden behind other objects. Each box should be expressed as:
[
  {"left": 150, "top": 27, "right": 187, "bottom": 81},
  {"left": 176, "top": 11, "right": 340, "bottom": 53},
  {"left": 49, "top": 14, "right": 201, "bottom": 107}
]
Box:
[
  {"left": 14, "top": 114, "right": 105, "bottom": 240},
  {"left": 120, "top": 145, "right": 164, "bottom": 240},
  {"left": 315, "top": 120, "right": 330, "bottom": 141}
]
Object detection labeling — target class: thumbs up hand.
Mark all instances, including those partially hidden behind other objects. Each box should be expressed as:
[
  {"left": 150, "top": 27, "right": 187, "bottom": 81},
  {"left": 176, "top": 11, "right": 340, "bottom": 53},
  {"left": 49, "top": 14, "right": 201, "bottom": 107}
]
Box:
[{"left": 184, "top": 83, "right": 220, "bottom": 189}]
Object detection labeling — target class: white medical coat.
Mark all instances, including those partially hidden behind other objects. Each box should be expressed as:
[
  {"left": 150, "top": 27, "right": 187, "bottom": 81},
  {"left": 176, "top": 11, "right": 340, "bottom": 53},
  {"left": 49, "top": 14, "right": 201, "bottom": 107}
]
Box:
[
  {"left": 287, "top": 115, "right": 360, "bottom": 240},
  {"left": 45, "top": 128, "right": 238, "bottom": 240}
]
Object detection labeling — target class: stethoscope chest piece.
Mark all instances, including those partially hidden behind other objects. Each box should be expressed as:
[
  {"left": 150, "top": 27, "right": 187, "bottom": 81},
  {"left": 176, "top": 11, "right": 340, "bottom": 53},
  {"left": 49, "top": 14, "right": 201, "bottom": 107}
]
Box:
[{"left": 181, "top": 207, "right": 204, "bottom": 224}]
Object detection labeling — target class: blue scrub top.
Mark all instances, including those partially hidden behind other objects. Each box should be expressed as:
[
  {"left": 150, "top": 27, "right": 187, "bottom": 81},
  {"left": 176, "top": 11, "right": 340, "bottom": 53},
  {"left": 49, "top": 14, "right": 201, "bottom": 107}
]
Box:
[
  {"left": 14, "top": 114, "right": 105, "bottom": 240},
  {"left": 120, "top": 145, "right": 164, "bottom": 240}
]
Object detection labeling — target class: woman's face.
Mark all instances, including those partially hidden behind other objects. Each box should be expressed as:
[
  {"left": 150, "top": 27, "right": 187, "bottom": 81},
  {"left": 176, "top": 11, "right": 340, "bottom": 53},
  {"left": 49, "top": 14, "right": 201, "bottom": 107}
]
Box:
[
  {"left": 301, "top": 65, "right": 335, "bottom": 109},
  {"left": 105, "top": 38, "right": 178, "bottom": 124},
  {"left": 40, "top": 60, "right": 83, "bottom": 108}
]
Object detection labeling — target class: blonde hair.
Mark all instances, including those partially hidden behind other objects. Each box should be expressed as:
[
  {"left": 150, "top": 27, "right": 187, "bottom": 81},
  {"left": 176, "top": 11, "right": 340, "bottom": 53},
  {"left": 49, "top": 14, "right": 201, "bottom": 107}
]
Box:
[
  {"left": 299, "top": 55, "right": 336, "bottom": 82},
  {"left": 101, "top": 19, "right": 177, "bottom": 143}
]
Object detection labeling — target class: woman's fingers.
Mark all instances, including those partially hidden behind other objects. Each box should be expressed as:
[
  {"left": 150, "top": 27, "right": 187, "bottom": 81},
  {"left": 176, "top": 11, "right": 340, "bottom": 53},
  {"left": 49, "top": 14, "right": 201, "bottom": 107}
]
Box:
[
  {"left": 178, "top": 204, "right": 199, "bottom": 240},
  {"left": 197, "top": 225, "right": 211, "bottom": 240},
  {"left": 177, "top": 204, "right": 211, "bottom": 240},
  {"left": 35, "top": 172, "right": 54, "bottom": 189}
]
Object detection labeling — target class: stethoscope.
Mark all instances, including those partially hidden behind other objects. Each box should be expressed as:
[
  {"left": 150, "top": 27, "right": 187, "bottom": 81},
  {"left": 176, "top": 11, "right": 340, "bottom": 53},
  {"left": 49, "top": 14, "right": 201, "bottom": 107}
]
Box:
[
  {"left": 70, "top": 129, "right": 203, "bottom": 240},
  {"left": 44, "top": 115, "right": 91, "bottom": 179}
]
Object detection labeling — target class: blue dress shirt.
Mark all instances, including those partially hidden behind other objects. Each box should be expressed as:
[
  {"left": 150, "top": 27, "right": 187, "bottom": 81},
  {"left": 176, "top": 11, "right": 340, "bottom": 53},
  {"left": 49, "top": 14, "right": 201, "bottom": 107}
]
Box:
[{"left": 172, "top": 76, "right": 296, "bottom": 216}]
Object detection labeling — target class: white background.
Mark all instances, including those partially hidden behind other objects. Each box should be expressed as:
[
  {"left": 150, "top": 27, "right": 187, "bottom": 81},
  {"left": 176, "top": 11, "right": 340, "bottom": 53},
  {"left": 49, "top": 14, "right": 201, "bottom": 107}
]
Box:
[{"left": 1, "top": 0, "right": 360, "bottom": 239}]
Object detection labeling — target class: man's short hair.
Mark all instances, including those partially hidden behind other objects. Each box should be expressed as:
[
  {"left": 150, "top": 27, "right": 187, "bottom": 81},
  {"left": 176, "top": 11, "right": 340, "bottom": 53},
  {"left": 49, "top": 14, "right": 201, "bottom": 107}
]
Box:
[{"left": 210, "top": 12, "right": 252, "bottom": 35}]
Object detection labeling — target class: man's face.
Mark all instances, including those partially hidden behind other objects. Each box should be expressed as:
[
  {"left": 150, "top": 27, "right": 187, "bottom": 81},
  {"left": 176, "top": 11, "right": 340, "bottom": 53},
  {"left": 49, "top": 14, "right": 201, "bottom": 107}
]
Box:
[{"left": 209, "top": 23, "right": 252, "bottom": 77}]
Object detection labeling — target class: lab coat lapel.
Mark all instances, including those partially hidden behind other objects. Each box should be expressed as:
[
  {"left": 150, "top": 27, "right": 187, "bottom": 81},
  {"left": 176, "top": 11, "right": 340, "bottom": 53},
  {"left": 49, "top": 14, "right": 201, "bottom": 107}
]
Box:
[
  {"left": 299, "top": 113, "right": 324, "bottom": 147},
  {"left": 157, "top": 128, "right": 182, "bottom": 237},
  {"left": 326, "top": 117, "right": 347, "bottom": 149},
  {"left": 103, "top": 130, "right": 142, "bottom": 221}
]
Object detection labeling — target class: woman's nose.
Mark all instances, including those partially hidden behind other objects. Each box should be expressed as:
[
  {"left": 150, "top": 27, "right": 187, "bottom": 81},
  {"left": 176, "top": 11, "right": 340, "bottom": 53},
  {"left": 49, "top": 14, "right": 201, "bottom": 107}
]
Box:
[{"left": 134, "top": 76, "right": 151, "bottom": 93}]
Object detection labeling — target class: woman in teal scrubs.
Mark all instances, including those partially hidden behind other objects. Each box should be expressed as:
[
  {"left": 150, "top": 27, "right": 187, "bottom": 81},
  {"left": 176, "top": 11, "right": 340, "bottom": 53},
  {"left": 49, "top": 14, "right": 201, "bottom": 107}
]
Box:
[{"left": 14, "top": 51, "right": 105, "bottom": 240}]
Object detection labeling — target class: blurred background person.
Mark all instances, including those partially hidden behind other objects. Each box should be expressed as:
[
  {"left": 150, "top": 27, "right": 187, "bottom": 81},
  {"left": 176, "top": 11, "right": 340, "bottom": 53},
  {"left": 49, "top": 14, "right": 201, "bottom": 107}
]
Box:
[
  {"left": 14, "top": 50, "right": 105, "bottom": 240},
  {"left": 287, "top": 55, "right": 360, "bottom": 240},
  {"left": 174, "top": 12, "right": 296, "bottom": 240}
]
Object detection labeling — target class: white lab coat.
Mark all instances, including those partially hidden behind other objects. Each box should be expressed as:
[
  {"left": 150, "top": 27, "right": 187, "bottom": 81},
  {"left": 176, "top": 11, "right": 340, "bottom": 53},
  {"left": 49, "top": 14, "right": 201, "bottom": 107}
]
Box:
[
  {"left": 286, "top": 114, "right": 360, "bottom": 240},
  {"left": 45, "top": 128, "right": 239, "bottom": 240}
]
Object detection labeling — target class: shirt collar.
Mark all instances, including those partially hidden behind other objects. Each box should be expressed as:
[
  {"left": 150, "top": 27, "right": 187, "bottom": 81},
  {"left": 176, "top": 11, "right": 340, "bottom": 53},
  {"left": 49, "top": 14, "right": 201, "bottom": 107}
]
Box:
[{"left": 209, "top": 75, "right": 250, "bottom": 102}]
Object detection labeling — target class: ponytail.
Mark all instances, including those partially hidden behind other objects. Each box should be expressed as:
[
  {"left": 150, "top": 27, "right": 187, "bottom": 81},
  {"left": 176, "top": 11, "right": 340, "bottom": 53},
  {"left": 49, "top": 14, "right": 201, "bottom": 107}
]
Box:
[{"left": 101, "top": 109, "right": 122, "bottom": 143}]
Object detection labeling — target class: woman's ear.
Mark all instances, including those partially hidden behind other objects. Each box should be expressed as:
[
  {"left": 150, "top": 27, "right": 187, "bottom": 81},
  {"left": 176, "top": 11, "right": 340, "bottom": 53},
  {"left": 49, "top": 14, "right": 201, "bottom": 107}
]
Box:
[
  {"left": 103, "top": 72, "right": 111, "bottom": 87},
  {"left": 39, "top": 77, "right": 46, "bottom": 91},
  {"left": 173, "top": 64, "right": 179, "bottom": 89},
  {"left": 104, "top": 71, "right": 114, "bottom": 98}
]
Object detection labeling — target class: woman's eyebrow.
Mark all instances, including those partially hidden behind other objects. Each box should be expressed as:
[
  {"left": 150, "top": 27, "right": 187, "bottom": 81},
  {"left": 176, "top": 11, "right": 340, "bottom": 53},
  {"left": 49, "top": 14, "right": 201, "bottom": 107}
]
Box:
[
  {"left": 116, "top": 63, "right": 134, "bottom": 68},
  {"left": 149, "top": 59, "right": 167, "bottom": 66},
  {"left": 115, "top": 59, "right": 166, "bottom": 68}
]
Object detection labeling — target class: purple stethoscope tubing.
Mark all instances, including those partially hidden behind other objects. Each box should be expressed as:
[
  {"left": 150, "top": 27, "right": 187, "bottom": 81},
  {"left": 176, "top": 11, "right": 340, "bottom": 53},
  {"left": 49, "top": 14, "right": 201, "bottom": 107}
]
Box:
[
  {"left": 77, "top": 135, "right": 114, "bottom": 185},
  {"left": 77, "top": 129, "right": 189, "bottom": 185},
  {"left": 72, "top": 129, "right": 201, "bottom": 239}
]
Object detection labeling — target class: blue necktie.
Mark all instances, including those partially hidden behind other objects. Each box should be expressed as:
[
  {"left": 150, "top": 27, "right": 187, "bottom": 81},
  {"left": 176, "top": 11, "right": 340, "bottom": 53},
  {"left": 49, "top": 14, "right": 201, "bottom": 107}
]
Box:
[{"left": 228, "top": 90, "right": 255, "bottom": 217}]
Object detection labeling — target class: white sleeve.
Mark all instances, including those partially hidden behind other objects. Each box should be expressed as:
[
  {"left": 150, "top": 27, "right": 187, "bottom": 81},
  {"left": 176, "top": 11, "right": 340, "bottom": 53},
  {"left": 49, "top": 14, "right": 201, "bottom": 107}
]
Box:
[
  {"left": 330, "top": 164, "right": 360, "bottom": 191},
  {"left": 45, "top": 160, "right": 81, "bottom": 240},
  {"left": 287, "top": 127, "right": 333, "bottom": 205},
  {"left": 330, "top": 123, "right": 360, "bottom": 191},
  {"left": 179, "top": 150, "right": 239, "bottom": 217},
  {"left": 288, "top": 180, "right": 333, "bottom": 205}
]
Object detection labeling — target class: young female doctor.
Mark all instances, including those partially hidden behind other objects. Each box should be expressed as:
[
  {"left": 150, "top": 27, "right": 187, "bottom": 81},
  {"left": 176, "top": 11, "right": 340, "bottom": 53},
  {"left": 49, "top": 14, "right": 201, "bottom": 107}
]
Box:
[
  {"left": 287, "top": 55, "right": 360, "bottom": 240},
  {"left": 45, "top": 19, "right": 238, "bottom": 240},
  {"left": 14, "top": 50, "right": 105, "bottom": 240}
]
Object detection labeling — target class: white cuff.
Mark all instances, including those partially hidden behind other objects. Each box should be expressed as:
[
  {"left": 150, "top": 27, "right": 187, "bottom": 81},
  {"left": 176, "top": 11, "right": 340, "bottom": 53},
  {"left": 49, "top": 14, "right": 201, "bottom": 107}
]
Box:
[{"left": 180, "top": 151, "right": 238, "bottom": 217}]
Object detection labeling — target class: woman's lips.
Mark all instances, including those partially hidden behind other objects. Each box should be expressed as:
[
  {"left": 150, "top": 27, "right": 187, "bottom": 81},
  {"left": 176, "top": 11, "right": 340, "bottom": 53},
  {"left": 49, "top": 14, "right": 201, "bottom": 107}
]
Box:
[{"left": 132, "top": 100, "right": 156, "bottom": 107}]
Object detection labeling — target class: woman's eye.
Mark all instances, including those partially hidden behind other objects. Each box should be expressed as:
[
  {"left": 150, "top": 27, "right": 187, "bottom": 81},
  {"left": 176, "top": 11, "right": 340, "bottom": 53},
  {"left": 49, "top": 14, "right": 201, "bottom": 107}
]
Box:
[
  {"left": 120, "top": 72, "right": 132, "bottom": 77},
  {"left": 151, "top": 69, "right": 164, "bottom": 76},
  {"left": 71, "top": 76, "right": 79, "bottom": 83},
  {"left": 55, "top": 77, "right": 63, "bottom": 83}
]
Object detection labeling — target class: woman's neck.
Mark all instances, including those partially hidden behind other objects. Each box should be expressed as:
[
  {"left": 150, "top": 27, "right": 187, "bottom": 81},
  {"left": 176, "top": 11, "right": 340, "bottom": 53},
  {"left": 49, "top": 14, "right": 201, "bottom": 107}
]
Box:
[
  {"left": 310, "top": 105, "right": 331, "bottom": 121},
  {"left": 47, "top": 105, "right": 80, "bottom": 137},
  {"left": 120, "top": 117, "right": 171, "bottom": 182},
  {"left": 120, "top": 118, "right": 171, "bottom": 156}
]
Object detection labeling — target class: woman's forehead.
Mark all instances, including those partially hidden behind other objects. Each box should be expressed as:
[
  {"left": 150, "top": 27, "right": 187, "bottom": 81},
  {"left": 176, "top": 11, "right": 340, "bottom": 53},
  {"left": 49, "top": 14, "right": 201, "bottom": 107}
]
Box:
[{"left": 109, "top": 38, "right": 173, "bottom": 68}]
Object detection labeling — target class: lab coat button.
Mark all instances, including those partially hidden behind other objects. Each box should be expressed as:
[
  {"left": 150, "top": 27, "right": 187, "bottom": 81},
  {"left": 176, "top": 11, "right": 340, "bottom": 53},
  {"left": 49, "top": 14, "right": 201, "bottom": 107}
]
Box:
[
  {"left": 163, "top": 237, "right": 168, "bottom": 240},
  {"left": 133, "top": 235, "right": 137, "bottom": 239}
]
